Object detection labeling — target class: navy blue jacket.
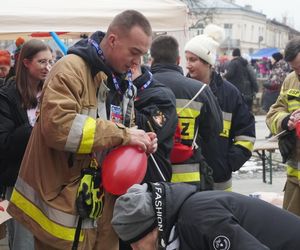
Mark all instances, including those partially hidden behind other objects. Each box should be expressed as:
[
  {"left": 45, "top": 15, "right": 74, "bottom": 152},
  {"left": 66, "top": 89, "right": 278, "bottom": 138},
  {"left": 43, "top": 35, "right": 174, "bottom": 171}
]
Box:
[
  {"left": 202, "top": 72, "right": 256, "bottom": 182},
  {"left": 134, "top": 67, "right": 177, "bottom": 182}
]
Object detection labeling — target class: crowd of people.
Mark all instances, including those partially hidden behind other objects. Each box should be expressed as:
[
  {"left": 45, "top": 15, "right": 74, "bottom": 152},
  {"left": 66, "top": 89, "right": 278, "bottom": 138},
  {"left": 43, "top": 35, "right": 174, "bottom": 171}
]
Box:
[{"left": 1, "top": 9, "right": 300, "bottom": 250}]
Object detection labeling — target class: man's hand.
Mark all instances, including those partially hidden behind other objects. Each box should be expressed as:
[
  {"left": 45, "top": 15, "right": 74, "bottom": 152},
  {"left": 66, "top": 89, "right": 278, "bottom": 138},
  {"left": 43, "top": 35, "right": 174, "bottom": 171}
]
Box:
[
  {"left": 288, "top": 109, "right": 300, "bottom": 130},
  {"left": 126, "top": 128, "right": 157, "bottom": 153},
  {"left": 146, "top": 132, "right": 158, "bottom": 155}
]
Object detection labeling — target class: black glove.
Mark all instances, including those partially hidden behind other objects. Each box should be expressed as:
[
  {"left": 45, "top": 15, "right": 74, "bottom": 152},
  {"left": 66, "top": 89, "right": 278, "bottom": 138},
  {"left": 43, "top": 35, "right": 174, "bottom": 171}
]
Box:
[
  {"left": 199, "top": 159, "right": 214, "bottom": 191},
  {"left": 278, "top": 130, "right": 296, "bottom": 163}
]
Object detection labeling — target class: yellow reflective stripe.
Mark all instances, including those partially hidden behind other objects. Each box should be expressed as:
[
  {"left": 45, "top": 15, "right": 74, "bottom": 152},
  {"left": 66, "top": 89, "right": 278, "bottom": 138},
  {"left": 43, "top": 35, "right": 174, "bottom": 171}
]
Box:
[
  {"left": 171, "top": 172, "right": 200, "bottom": 183},
  {"left": 270, "top": 112, "right": 286, "bottom": 134},
  {"left": 220, "top": 120, "right": 231, "bottom": 138},
  {"left": 287, "top": 89, "right": 300, "bottom": 97},
  {"left": 10, "top": 189, "right": 83, "bottom": 242},
  {"left": 176, "top": 107, "right": 200, "bottom": 118},
  {"left": 287, "top": 165, "right": 300, "bottom": 180},
  {"left": 234, "top": 140, "right": 254, "bottom": 151},
  {"left": 176, "top": 99, "right": 203, "bottom": 114},
  {"left": 177, "top": 108, "right": 200, "bottom": 140},
  {"left": 78, "top": 117, "right": 96, "bottom": 153},
  {"left": 288, "top": 101, "right": 300, "bottom": 112}
]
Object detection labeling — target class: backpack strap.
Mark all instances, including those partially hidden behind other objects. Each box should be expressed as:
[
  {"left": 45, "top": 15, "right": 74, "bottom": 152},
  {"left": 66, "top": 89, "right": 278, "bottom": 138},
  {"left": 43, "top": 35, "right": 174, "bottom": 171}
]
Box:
[
  {"left": 177, "top": 84, "right": 207, "bottom": 149},
  {"left": 177, "top": 84, "right": 206, "bottom": 115}
]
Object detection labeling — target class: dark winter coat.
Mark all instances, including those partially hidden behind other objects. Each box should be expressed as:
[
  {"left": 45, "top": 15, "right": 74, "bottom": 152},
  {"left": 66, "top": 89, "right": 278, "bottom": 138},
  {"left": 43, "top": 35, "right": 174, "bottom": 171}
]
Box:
[
  {"left": 0, "top": 81, "right": 32, "bottom": 186},
  {"left": 225, "top": 56, "right": 258, "bottom": 101},
  {"left": 151, "top": 63, "right": 222, "bottom": 188},
  {"left": 152, "top": 182, "right": 300, "bottom": 250},
  {"left": 151, "top": 63, "right": 222, "bottom": 160},
  {"left": 203, "top": 72, "right": 256, "bottom": 182},
  {"left": 134, "top": 67, "right": 177, "bottom": 182}
]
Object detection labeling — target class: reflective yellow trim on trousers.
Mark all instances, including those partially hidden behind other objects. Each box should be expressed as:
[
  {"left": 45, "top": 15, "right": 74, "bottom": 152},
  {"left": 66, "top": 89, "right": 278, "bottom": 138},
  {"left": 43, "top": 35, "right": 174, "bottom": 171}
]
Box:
[
  {"left": 287, "top": 165, "right": 300, "bottom": 180},
  {"left": 234, "top": 140, "right": 254, "bottom": 151},
  {"left": 10, "top": 189, "right": 83, "bottom": 242},
  {"left": 171, "top": 172, "right": 200, "bottom": 183},
  {"left": 78, "top": 117, "right": 96, "bottom": 153}
]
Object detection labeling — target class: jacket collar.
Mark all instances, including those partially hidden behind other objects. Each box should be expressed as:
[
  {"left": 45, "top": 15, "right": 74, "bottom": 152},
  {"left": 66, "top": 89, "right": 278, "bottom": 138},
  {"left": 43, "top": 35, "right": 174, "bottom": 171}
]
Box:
[
  {"left": 133, "top": 66, "right": 153, "bottom": 90},
  {"left": 151, "top": 63, "right": 184, "bottom": 75}
]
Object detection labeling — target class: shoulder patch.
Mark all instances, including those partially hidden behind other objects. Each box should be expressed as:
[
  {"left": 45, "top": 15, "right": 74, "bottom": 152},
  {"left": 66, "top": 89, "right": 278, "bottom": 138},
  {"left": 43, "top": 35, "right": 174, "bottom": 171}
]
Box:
[
  {"left": 152, "top": 110, "right": 166, "bottom": 127},
  {"left": 287, "top": 89, "right": 300, "bottom": 97}
]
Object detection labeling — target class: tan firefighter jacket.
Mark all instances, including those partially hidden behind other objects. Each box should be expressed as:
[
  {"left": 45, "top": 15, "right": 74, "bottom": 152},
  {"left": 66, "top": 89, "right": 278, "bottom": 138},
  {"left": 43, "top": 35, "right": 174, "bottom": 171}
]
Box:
[
  {"left": 266, "top": 71, "right": 300, "bottom": 186},
  {"left": 7, "top": 53, "right": 134, "bottom": 249}
]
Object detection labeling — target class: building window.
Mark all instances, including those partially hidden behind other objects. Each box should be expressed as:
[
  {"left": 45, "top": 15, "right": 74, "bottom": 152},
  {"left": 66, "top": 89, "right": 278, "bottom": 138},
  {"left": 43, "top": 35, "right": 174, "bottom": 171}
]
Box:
[
  {"left": 197, "top": 23, "right": 204, "bottom": 35},
  {"left": 224, "top": 23, "right": 233, "bottom": 38}
]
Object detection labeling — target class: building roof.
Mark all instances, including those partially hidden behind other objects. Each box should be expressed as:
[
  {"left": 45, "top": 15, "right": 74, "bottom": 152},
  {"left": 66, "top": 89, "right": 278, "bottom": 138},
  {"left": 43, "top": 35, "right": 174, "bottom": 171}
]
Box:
[{"left": 182, "top": 0, "right": 265, "bottom": 16}]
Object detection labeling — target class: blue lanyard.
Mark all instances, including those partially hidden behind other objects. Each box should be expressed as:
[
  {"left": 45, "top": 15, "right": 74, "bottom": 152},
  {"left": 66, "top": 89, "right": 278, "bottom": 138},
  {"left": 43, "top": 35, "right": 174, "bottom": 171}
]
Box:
[
  {"left": 112, "top": 71, "right": 134, "bottom": 98},
  {"left": 89, "top": 38, "right": 133, "bottom": 98},
  {"left": 140, "top": 71, "right": 153, "bottom": 90},
  {"left": 89, "top": 38, "right": 105, "bottom": 62}
]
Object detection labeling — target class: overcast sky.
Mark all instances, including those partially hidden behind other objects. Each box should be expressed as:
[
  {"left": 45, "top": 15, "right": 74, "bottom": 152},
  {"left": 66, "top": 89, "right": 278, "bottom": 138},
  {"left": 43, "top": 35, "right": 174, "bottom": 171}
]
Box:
[{"left": 235, "top": 0, "right": 300, "bottom": 31}]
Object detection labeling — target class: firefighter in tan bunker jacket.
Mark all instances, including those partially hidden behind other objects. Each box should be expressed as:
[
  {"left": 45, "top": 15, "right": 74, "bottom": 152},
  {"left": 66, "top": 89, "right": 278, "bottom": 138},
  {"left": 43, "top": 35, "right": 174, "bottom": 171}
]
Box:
[
  {"left": 7, "top": 10, "right": 157, "bottom": 250},
  {"left": 266, "top": 37, "right": 300, "bottom": 216}
]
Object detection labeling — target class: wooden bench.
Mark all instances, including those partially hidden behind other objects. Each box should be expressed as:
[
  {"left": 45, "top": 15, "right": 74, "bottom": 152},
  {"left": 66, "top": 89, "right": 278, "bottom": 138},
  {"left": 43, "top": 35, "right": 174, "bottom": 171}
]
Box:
[{"left": 253, "top": 140, "right": 279, "bottom": 184}]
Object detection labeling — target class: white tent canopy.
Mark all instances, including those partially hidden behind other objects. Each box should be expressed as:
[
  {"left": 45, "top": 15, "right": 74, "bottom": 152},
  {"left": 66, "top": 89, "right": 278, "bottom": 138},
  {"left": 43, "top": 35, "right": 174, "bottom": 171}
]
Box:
[{"left": 0, "top": 0, "right": 188, "bottom": 40}]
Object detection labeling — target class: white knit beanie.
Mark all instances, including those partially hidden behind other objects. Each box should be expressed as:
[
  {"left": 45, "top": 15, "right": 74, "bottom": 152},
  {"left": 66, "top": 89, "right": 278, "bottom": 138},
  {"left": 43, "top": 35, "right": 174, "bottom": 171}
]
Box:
[{"left": 184, "top": 24, "right": 225, "bottom": 65}]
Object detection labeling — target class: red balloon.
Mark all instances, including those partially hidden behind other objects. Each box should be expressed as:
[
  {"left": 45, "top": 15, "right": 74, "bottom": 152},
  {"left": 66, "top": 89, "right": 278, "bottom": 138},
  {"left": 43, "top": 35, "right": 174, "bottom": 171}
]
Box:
[
  {"left": 102, "top": 145, "right": 147, "bottom": 195},
  {"left": 296, "top": 121, "right": 300, "bottom": 139}
]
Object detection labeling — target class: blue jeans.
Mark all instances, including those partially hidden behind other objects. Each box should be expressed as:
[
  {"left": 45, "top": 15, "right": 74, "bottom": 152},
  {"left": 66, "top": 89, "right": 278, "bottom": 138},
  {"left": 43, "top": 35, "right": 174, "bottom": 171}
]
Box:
[{"left": 6, "top": 187, "right": 34, "bottom": 250}]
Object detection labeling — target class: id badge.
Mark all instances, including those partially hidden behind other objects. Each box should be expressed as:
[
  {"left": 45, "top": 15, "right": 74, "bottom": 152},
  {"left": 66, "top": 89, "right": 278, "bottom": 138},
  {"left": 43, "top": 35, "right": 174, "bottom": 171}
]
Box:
[{"left": 110, "top": 104, "right": 123, "bottom": 124}]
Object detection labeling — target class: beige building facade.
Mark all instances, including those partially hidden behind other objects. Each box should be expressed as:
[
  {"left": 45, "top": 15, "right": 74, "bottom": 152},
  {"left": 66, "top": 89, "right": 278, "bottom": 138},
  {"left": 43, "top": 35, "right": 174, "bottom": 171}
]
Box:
[{"left": 182, "top": 0, "right": 300, "bottom": 58}]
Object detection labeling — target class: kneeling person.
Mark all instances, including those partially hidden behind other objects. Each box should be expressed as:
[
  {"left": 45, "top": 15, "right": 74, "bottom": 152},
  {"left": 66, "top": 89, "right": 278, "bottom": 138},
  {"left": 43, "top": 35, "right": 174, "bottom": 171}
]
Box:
[{"left": 112, "top": 182, "right": 300, "bottom": 250}]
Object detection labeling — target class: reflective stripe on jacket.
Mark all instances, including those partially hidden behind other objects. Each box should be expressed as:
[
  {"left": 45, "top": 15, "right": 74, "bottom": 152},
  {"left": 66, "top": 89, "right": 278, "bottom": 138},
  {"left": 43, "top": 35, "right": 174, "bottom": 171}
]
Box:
[
  {"left": 151, "top": 64, "right": 223, "bottom": 186},
  {"left": 171, "top": 163, "right": 200, "bottom": 183},
  {"left": 11, "top": 177, "right": 94, "bottom": 242},
  {"left": 7, "top": 54, "right": 132, "bottom": 249},
  {"left": 202, "top": 72, "right": 256, "bottom": 184}
]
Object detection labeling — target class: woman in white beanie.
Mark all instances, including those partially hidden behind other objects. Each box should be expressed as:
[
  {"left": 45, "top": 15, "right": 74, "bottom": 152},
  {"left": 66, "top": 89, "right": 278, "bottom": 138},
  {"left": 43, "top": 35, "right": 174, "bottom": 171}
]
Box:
[{"left": 184, "top": 24, "right": 256, "bottom": 191}]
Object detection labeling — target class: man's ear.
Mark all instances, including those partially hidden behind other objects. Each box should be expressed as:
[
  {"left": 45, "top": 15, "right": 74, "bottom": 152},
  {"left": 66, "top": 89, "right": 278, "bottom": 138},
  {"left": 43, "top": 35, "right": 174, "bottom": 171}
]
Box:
[{"left": 107, "top": 33, "right": 117, "bottom": 49}]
